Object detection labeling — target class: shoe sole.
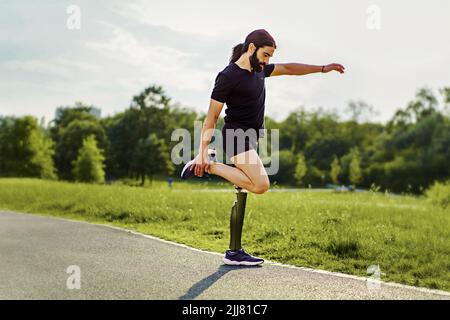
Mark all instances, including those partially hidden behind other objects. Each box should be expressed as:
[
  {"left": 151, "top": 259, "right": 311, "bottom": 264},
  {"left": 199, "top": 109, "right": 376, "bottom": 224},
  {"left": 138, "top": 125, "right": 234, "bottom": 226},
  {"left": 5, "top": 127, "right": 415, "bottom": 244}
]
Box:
[
  {"left": 180, "top": 160, "right": 194, "bottom": 179},
  {"left": 223, "top": 258, "right": 264, "bottom": 266}
]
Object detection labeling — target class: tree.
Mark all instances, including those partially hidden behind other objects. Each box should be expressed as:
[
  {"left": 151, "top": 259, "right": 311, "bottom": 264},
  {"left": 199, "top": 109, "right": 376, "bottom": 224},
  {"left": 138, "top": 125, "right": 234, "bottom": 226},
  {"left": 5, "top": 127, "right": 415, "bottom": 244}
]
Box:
[
  {"left": 72, "top": 135, "right": 105, "bottom": 183},
  {"left": 271, "top": 150, "right": 296, "bottom": 185},
  {"left": 303, "top": 165, "right": 325, "bottom": 187},
  {"left": 387, "top": 87, "right": 438, "bottom": 129},
  {"left": 439, "top": 87, "right": 450, "bottom": 119},
  {"left": 345, "top": 100, "right": 379, "bottom": 123},
  {"left": 55, "top": 119, "right": 108, "bottom": 180},
  {"left": 349, "top": 147, "right": 362, "bottom": 189},
  {"left": 294, "top": 153, "right": 307, "bottom": 186},
  {"left": 50, "top": 103, "right": 108, "bottom": 180},
  {"left": 304, "top": 136, "right": 349, "bottom": 170},
  {"left": 131, "top": 133, "right": 174, "bottom": 186},
  {"left": 103, "top": 85, "right": 193, "bottom": 179},
  {"left": 50, "top": 103, "right": 98, "bottom": 137},
  {"left": 0, "top": 116, "right": 56, "bottom": 179},
  {"left": 281, "top": 107, "right": 310, "bottom": 153},
  {"left": 330, "top": 155, "right": 341, "bottom": 185},
  {"left": 29, "top": 126, "right": 57, "bottom": 180}
]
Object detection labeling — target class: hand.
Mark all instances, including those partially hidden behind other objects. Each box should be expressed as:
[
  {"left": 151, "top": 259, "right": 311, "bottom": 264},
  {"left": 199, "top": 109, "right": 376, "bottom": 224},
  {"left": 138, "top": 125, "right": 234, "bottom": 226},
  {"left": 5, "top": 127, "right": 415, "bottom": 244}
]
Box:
[
  {"left": 323, "top": 63, "right": 345, "bottom": 74},
  {"left": 191, "top": 148, "right": 210, "bottom": 177}
]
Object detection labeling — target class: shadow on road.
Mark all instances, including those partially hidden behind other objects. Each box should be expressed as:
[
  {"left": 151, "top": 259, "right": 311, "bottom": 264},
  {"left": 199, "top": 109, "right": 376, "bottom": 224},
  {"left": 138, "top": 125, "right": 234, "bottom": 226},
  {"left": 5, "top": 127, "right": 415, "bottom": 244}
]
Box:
[{"left": 178, "top": 264, "right": 262, "bottom": 300}]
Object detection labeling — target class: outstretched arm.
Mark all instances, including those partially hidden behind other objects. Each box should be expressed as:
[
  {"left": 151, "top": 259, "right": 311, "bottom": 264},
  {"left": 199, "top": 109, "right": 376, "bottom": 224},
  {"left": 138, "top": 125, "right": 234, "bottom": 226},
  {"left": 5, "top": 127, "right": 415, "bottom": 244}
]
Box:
[{"left": 270, "top": 63, "right": 345, "bottom": 76}]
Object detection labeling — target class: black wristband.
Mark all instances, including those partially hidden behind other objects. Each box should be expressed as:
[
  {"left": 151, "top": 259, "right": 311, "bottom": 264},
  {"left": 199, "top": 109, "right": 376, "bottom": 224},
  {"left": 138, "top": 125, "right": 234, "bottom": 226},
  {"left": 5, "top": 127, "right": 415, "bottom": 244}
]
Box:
[{"left": 321, "top": 65, "right": 325, "bottom": 73}]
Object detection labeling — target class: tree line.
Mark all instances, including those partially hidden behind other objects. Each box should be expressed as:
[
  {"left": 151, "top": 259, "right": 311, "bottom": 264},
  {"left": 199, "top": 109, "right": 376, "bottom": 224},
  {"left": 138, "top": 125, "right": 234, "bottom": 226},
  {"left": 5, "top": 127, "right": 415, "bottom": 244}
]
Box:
[{"left": 0, "top": 85, "right": 449, "bottom": 194}]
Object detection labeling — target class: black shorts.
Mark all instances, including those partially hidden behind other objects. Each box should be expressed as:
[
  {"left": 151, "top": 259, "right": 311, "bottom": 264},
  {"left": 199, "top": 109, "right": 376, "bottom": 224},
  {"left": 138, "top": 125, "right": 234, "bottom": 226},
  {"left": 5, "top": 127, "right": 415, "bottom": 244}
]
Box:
[{"left": 221, "top": 123, "right": 259, "bottom": 160}]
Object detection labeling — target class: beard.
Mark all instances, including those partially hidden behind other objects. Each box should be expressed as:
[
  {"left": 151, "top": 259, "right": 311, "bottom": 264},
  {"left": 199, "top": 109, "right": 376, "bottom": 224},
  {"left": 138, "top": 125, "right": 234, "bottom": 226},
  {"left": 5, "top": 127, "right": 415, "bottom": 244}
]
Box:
[{"left": 250, "top": 49, "right": 265, "bottom": 73}]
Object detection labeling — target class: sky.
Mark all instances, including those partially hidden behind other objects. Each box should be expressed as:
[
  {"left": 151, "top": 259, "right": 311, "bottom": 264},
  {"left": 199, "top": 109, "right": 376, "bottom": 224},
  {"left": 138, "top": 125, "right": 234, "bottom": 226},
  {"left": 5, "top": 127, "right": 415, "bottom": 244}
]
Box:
[{"left": 1, "top": 0, "right": 449, "bottom": 125}]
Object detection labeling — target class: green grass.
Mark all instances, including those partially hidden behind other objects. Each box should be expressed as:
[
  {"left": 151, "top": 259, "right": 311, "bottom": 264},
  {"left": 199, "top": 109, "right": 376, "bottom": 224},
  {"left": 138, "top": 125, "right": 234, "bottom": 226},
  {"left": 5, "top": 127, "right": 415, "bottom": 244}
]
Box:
[{"left": 0, "top": 178, "right": 449, "bottom": 291}]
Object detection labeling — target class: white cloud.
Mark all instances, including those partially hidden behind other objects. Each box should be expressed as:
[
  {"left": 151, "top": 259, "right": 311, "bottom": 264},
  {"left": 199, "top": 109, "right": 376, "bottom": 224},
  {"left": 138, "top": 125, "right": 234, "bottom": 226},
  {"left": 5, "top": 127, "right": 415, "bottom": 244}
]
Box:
[
  {"left": 110, "top": 0, "right": 237, "bottom": 37},
  {"left": 85, "top": 21, "right": 212, "bottom": 92},
  {"left": 1, "top": 58, "right": 103, "bottom": 79}
]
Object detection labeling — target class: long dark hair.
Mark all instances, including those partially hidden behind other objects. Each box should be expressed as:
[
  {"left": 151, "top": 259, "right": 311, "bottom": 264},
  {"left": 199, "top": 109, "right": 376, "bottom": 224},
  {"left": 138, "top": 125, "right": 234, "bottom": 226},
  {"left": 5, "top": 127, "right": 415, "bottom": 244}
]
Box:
[{"left": 229, "top": 29, "right": 277, "bottom": 63}]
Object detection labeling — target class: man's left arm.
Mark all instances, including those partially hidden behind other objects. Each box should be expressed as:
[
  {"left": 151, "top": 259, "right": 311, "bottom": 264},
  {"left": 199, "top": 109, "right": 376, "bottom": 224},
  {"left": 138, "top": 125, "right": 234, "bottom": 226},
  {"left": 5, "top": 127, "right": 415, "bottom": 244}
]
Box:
[{"left": 270, "top": 63, "right": 345, "bottom": 76}]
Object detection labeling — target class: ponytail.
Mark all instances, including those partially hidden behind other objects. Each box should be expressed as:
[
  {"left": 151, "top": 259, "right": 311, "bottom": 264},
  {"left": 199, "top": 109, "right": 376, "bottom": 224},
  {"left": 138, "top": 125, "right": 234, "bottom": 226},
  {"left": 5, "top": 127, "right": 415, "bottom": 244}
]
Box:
[
  {"left": 229, "top": 43, "right": 244, "bottom": 63},
  {"left": 229, "top": 29, "right": 277, "bottom": 64}
]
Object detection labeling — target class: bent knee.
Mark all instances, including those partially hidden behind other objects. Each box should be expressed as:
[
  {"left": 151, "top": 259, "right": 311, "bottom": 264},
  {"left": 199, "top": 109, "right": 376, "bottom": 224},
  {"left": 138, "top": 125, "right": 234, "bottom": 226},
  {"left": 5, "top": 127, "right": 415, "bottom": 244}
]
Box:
[{"left": 252, "top": 181, "right": 270, "bottom": 194}]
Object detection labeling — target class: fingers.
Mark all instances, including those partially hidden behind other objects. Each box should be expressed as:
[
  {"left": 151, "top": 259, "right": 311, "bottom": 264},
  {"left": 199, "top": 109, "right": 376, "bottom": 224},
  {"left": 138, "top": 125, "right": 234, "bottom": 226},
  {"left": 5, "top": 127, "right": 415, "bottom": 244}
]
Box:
[
  {"left": 193, "top": 163, "right": 206, "bottom": 177},
  {"left": 325, "top": 63, "right": 345, "bottom": 74},
  {"left": 197, "top": 165, "right": 205, "bottom": 177},
  {"left": 195, "top": 165, "right": 199, "bottom": 177},
  {"left": 191, "top": 152, "right": 211, "bottom": 177},
  {"left": 335, "top": 63, "right": 345, "bottom": 73},
  {"left": 195, "top": 163, "right": 201, "bottom": 177}
]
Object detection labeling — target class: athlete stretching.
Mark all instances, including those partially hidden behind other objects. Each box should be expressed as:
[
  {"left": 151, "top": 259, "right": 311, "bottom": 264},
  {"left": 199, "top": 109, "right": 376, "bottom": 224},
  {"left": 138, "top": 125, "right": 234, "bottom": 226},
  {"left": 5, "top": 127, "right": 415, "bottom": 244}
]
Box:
[{"left": 181, "top": 29, "right": 345, "bottom": 266}]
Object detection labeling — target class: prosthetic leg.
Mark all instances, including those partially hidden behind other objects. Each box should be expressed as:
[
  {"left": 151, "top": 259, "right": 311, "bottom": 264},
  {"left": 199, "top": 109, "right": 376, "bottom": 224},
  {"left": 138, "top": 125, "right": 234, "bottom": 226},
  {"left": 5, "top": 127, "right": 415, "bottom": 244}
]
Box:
[
  {"left": 223, "top": 185, "right": 264, "bottom": 265},
  {"left": 229, "top": 186, "right": 248, "bottom": 251}
]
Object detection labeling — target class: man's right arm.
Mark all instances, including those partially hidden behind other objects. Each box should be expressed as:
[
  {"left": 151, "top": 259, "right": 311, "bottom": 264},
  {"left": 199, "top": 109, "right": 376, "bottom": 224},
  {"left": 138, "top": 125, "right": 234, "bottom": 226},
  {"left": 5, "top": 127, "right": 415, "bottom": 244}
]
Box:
[
  {"left": 200, "top": 98, "right": 224, "bottom": 151},
  {"left": 192, "top": 99, "right": 224, "bottom": 177}
]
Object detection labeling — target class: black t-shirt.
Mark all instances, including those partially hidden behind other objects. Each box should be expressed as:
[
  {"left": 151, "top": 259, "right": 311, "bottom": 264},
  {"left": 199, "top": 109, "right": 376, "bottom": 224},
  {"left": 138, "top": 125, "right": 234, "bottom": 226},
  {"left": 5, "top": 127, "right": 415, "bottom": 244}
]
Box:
[{"left": 210, "top": 62, "right": 275, "bottom": 131}]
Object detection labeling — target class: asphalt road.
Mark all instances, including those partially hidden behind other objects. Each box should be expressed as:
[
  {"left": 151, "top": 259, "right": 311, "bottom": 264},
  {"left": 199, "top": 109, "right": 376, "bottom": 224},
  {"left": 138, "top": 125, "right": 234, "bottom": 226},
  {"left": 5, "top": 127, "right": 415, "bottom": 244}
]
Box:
[{"left": 0, "top": 210, "right": 448, "bottom": 300}]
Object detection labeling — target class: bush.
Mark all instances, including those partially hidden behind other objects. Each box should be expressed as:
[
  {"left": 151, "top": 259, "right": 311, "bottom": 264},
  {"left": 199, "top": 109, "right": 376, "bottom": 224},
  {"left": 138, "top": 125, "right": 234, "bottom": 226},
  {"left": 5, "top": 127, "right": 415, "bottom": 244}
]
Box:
[
  {"left": 72, "top": 135, "right": 105, "bottom": 183},
  {"left": 425, "top": 180, "right": 450, "bottom": 209}
]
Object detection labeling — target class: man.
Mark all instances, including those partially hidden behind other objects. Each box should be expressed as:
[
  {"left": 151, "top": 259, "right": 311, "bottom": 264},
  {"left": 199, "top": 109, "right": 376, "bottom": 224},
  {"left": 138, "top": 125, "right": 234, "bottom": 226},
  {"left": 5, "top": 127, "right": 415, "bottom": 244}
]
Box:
[{"left": 182, "top": 29, "right": 345, "bottom": 265}]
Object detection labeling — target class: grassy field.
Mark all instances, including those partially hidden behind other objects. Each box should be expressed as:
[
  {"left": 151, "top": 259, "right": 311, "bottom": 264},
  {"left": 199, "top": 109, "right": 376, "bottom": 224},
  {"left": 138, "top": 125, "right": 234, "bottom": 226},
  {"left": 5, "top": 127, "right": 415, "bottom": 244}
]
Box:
[{"left": 0, "top": 178, "right": 449, "bottom": 291}]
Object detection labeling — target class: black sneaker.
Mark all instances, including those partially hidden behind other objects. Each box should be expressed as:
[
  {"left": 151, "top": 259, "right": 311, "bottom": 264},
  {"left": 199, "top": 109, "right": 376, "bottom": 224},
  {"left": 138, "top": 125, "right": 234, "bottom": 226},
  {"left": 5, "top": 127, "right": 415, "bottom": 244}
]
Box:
[
  {"left": 180, "top": 158, "right": 196, "bottom": 179},
  {"left": 223, "top": 248, "right": 264, "bottom": 266}
]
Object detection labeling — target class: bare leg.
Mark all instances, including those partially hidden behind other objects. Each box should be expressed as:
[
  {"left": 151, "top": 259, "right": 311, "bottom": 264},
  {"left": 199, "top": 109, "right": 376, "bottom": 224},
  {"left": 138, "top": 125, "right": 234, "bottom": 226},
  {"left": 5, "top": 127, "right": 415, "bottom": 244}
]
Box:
[
  {"left": 207, "top": 149, "right": 269, "bottom": 194},
  {"left": 207, "top": 162, "right": 256, "bottom": 192},
  {"left": 231, "top": 150, "right": 270, "bottom": 194}
]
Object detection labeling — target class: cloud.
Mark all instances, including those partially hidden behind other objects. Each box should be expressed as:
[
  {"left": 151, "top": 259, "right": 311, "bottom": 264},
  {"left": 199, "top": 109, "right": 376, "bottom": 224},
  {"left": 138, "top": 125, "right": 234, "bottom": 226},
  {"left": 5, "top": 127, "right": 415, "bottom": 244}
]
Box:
[
  {"left": 1, "top": 58, "right": 103, "bottom": 79},
  {"left": 110, "top": 0, "right": 235, "bottom": 37},
  {"left": 84, "top": 20, "right": 214, "bottom": 92}
]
